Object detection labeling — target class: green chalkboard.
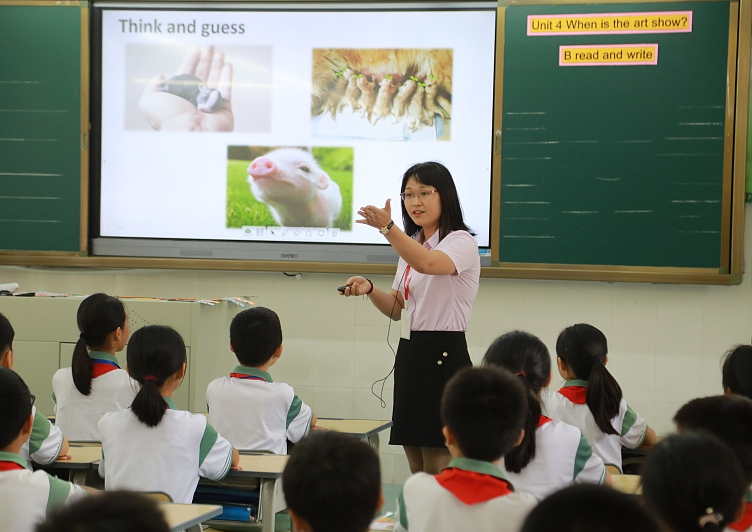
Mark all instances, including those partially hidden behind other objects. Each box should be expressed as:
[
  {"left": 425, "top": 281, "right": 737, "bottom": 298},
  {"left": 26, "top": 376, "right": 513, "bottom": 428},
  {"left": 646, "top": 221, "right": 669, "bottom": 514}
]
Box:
[
  {"left": 499, "top": 1, "right": 734, "bottom": 269},
  {"left": 0, "top": 3, "right": 84, "bottom": 252}
]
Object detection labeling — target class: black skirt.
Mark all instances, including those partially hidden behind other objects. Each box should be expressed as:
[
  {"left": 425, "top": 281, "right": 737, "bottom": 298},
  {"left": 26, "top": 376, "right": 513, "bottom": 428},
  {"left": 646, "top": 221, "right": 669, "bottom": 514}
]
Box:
[{"left": 389, "top": 331, "right": 472, "bottom": 448}]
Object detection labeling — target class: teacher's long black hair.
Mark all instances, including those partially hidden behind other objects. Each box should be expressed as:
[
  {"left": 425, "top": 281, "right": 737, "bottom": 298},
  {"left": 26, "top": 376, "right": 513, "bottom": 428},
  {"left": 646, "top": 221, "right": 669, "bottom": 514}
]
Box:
[{"left": 400, "top": 162, "right": 475, "bottom": 241}]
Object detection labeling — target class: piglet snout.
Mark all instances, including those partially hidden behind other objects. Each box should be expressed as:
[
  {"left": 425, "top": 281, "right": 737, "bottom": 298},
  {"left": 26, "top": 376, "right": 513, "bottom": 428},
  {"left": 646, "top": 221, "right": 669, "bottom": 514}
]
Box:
[{"left": 248, "top": 157, "right": 278, "bottom": 179}]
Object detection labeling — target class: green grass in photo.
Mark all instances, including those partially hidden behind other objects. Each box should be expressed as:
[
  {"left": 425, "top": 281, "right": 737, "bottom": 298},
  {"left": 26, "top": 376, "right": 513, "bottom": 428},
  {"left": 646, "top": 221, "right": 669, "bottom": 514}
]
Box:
[{"left": 226, "top": 147, "right": 353, "bottom": 230}]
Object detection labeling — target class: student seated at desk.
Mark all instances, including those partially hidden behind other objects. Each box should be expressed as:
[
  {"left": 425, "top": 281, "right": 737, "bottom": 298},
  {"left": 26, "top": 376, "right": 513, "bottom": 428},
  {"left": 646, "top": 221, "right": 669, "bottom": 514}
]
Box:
[
  {"left": 395, "top": 367, "right": 537, "bottom": 532},
  {"left": 520, "top": 484, "right": 660, "bottom": 532},
  {"left": 543, "top": 324, "right": 656, "bottom": 472},
  {"left": 283, "top": 431, "right": 382, "bottom": 532},
  {"left": 674, "top": 395, "right": 752, "bottom": 532},
  {"left": 52, "top": 294, "right": 138, "bottom": 441},
  {"left": 642, "top": 433, "right": 747, "bottom": 532},
  {"left": 483, "top": 331, "right": 609, "bottom": 501},
  {"left": 0, "top": 368, "right": 89, "bottom": 532},
  {"left": 206, "top": 307, "right": 317, "bottom": 454},
  {"left": 37, "top": 490, "right": 169, "bottom": 532},
  {"left": 0, "top": 312, "right": 69, "bottom": 465},
  {"left": 98, "top": 325, "right": 239, "bottom": 503}
]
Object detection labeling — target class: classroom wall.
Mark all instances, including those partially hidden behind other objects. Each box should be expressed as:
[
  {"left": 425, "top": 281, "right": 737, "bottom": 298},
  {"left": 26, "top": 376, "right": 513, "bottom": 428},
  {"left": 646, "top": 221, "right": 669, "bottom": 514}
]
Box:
[{"left": 1, "top": 204, "right": 750, "bottom": 483}]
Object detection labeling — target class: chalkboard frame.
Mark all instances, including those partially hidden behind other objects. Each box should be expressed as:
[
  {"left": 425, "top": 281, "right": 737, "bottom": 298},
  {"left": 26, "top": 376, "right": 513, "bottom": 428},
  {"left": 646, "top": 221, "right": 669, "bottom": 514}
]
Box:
[
  {"left": 0, "top": 0, "right": 748, "bottom": 286},
  {"left": 0, "top": 0, "right": 90, "bottom": 256},
  {"left": 491, "top": 0, "right": 750, "bottom": 285}
]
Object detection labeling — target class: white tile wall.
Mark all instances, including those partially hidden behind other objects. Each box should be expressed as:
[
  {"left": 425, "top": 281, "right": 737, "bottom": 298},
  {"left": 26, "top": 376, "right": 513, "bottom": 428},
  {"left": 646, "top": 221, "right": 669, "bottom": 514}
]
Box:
[{"left": 2, "top": 205, "right": 751, "bottom": 482}]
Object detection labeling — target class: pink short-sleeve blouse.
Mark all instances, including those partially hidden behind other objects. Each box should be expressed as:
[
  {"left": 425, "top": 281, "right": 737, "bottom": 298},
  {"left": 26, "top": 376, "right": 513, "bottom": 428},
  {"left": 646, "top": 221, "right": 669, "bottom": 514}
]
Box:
[{"left": 391, "top": 230, "right": 480, "bottom": 331}]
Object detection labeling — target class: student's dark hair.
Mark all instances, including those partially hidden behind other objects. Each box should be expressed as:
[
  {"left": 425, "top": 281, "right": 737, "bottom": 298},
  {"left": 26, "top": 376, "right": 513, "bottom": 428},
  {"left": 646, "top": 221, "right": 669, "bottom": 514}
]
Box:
[
  {"left": 674, "top": 395, "right": 752, "bottom": 484},
  {"left": 643, "top": 433, "right": 747, "bottom": 532},
  {"left": 521, "top": 484, "right": 661, "bottom": 532},
  {"left": 482, "top": 331, "right": 550, "bottom": 473},
  {"left": 230, "top": 307, "right": 282, "bottom": 367},
  {"left": 72, "top": 293, "right": 127, "bottom": 396},
  {"left": 441, "top": 366, "right": 526, "bottom": 462},
  {"left": 722, "top": 345, "right": 752, "bottom": 398},
  {"left": 283, "top": 431, "right": 381, "bottom": 532},
  {"left": 556, "top": 323, "right": 621, "bottom": 435},
  {"left": 400, "top": 161, "right": 475, "bottom": 242},
  {"left": 36, "top": 490, "right": 170, "bottom": 532},
  {"left": 127, "top": 325, "right": 186, "bottom": 428},
  {"left": 0, "top": 367, "right": 33, "bottom": 449},
  {"left": 0, "top": 312, "right": 14, "bottom": 356}
]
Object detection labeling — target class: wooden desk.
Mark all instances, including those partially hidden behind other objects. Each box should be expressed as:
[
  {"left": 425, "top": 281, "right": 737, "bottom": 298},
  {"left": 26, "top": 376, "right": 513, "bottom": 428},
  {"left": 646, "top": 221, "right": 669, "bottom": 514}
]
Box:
[
  {"left": 611, "top": 474, "right": 642, "bottom": 495},
  {"left": 160, "top": 502, "right": 222, "bottom": 532},
  {"left": 34, "top": 444, "right": 101, "bottom": 485},
  {"left": 203, "top": 454, "right": 288, "bottom": 532},
  {"left": 316, "top": 419, "right": 392, "bottom": 450}
]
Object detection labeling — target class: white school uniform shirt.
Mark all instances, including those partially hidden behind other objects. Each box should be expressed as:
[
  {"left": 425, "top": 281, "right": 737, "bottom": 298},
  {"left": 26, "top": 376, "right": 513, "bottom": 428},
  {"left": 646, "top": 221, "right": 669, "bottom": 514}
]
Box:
[
  {"left": 543, "top": 379, "right": 648, "bottom": 471},
  {"left": 98, "top": 397, "right": 234, "bottom": 503},
  {"left": 392, "top": 230, "right": 480, "bottom": 331},
  {"left": 52, "top": 350, "right": 139, "bottom": 441},
  {"left": 0, "top": 451, "right": 86, "bottom": 532},
  {"left": 502, "top": 415, "right": 607, "bottom": 501},
  {"left": 394, "top": 457, "right": 537, "bottom": 532},
  {"left": 206, "top": 366, "right": 313, "bottom": 455},
  {"left": 19, "top": 407, "right": 64, "bottom": 466}
]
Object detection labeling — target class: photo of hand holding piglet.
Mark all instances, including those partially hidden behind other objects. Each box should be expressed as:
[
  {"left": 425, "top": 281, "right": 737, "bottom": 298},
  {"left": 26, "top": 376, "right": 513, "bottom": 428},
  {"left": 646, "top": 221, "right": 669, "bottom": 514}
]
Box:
[
  {"left": 139, "top": 46, "right": 234, "bottom": 132},
  {"left": 226, "top": 146, "right": 353, "bottom": 230},
  {"left": 311, "top": 49, "right": 452, "bottom": 140}
]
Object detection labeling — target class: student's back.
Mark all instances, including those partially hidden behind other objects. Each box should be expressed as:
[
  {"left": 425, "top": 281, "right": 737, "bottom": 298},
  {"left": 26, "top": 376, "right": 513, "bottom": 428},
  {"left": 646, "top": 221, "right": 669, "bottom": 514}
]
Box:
[
  {"left": 483, "top": 331, "right": 607, "bottom": 501},
  {"left": 0, "top": 368, "right": 86, "bottom": 532},
  {"left": 206, "top": 307, "right": 314, "bottom": 454},
  {"left": 53, "top": 294, "right": 137, "bottom": 441},
  {"left": 98, "top": 325, "right": 237, "bottom": 503},
  {"left": 395, "top": 367, "right": 536, "bottom": 532},
  {"left": 544, "top": 323, "right": 656, "bottom": 470}
]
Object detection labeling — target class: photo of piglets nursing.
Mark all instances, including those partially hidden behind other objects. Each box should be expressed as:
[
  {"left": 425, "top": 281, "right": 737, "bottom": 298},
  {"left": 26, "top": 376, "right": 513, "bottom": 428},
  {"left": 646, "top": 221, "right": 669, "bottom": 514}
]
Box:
[
  {"left": 311, "top": 49, "right": 452, "bottom": 141},
  {"left": 226, "top": 146, "right": 353, "bottom": 230}
]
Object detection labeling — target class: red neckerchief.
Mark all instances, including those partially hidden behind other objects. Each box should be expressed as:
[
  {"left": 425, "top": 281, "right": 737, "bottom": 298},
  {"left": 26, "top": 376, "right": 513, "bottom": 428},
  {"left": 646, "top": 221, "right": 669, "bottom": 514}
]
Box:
[
  {"left": 538, "top": 415, "right": 553, "bottom": 427},
  {"left": 435, "top": 468, "right": 513, "bottom": 505},
  {"left": 0, "top": 461, "right": 25, "bottom": 472},
  {"left": 558, "top": 385, "right": 587, "bottom": 404},
  {"left": 91, "top": 359, "right": 120, "bottom": 378},
  {"left": 230, "top": 373, "right": 267, "bottom": 382},
  {"left": 730, "top": 502, "right": 752, "bottom": 531}
]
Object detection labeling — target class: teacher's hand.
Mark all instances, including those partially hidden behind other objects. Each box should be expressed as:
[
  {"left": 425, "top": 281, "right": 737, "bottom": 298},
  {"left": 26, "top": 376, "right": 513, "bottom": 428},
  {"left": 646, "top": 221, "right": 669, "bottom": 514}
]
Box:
[
  {"left": 357, "top": 199, "right": 392, "bottom": 230},
  {"left": 339, "top": 276, "right": 373, "bottom": 297}
]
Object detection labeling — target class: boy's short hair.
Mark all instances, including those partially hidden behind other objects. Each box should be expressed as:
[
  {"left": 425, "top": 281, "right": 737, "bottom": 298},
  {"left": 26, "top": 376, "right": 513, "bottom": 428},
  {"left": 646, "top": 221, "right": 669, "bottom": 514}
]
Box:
[
  {"left": 230, "top": 307, "right": 282, "bottom": 367},
  {"left": 0, "top": 367, "right": 32, "bottom": 449},
  {"left": 674, "top": 394, "right": 752, "bottom": 483},
  {"left": 36, "top": 490, "right": 170, "bottom": 532},
  {"left": 441, "top": 367, "right": 526, "bottom": 462},
  {"left": 521, "top": 484, "right": 661, "bottom": 532},
  {"left": 283, "top": 431, "right": 381, "bottom": 532},
  {"left": 0, "top": 312, "right": 14, "bottom": 354}
]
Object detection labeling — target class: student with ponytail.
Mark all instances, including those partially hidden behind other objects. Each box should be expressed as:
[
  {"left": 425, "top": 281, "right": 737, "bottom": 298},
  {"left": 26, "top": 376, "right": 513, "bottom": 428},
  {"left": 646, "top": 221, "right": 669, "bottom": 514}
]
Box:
[
  {"left": 642, "top": 433, "right": 747, "bottom": 532},
  {"left": 722, "top": 345, "right": 752, "bottom": 398},
  {"left": 544, "top": 323, "right": 656, "bottom": 471},
  {"left": 482, "top": 331, "right": 608, "bottom": 501},
  {"left": 98, "top": 325, "right": 239, "bottom": 503},
  {"left": 52, "top": 294, "right": 137, "bottom": 441}
]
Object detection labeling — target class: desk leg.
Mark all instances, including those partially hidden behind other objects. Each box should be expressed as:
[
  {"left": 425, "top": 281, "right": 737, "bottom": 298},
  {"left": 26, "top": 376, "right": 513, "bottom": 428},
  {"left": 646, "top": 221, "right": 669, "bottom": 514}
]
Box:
[
  {"left": 70, "top": 470, "right": 88, "bottom": 486},
  {"left": 259, "top": 478, "right": 276, "bottom": 532},
  {"left": 185, "top": 526, "right": 201, "bottom": 532}
]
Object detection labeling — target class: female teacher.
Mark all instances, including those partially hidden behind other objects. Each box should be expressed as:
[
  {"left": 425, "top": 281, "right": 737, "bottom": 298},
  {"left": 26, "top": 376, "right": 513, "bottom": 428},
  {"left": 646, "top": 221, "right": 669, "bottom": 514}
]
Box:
[{"left": 341, "top": 161, "right": 480, "bottom": 474}]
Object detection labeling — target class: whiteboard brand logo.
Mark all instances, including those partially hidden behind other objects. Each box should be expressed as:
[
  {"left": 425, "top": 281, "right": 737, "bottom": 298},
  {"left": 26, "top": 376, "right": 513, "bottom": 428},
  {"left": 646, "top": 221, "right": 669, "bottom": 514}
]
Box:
[{"left": 281, "top": 253, "right": 299, "bottom": 259}]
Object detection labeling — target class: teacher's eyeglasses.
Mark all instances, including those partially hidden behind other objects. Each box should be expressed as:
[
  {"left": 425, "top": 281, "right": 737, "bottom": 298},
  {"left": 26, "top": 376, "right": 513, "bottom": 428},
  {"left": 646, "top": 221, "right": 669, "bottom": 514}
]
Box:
[{"left": 400, "top": 189, "right": 438, "bottom": 202}]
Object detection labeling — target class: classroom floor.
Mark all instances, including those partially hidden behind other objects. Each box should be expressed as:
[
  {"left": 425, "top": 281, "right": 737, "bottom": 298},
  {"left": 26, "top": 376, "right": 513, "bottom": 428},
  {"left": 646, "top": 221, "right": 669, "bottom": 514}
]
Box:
[{"left": 272, "top": 484, "right": 401, "bottom": 532}]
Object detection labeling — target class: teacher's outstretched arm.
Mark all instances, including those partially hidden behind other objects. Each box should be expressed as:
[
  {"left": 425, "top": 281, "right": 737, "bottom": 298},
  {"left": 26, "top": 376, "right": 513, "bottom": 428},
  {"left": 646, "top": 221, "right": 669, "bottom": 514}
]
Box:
[{"left": 357, "top": 199, "right": 456, "bottom": 275}]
